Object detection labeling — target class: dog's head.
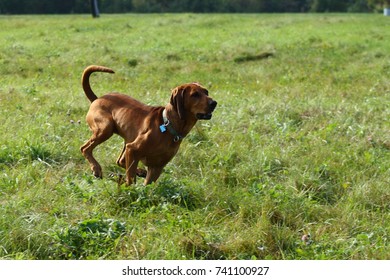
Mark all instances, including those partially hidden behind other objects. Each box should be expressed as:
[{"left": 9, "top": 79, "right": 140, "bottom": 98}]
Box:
[{"left": 170, "top": 83, "right": 217, "bottom": 120}]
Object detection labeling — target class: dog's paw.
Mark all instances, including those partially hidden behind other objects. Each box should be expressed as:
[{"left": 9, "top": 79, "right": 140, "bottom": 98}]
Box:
[
  {"left": 136, "top": 168, "right": 147, "bottom": 178},
  {"left": 92, "top": 168, "right": 103, "bottom": 179}
]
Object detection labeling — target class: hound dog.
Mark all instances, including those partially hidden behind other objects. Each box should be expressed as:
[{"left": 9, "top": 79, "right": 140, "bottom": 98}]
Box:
[{"left": 80, "top": 65, "right": 217, "bottom": 185}]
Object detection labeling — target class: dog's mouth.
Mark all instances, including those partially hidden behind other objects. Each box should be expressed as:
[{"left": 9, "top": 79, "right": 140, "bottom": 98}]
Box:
[
  {"left": 197, "top": 100, "right": 217, "bottom": 120},
  {"left": 196, "top": 113, "right": 213, "bottom": 120}
]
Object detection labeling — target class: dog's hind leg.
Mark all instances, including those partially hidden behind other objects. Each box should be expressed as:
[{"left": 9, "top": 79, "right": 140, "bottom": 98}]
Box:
[
  {"left": 81, "top": 119, "right": 114, "bottom": 178},
  {"left": 81, "top": 137, "right": 104, "bottom": 178}
]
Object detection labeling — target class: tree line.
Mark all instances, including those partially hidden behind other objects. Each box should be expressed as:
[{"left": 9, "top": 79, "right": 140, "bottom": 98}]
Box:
[{"left": 0, "top": 0, "right": 389, "bottom": 14}]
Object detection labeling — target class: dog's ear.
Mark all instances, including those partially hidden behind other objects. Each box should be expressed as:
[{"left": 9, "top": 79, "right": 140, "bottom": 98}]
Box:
[{"left": 170, "top": 85, "right": 186, "bottom": 120}]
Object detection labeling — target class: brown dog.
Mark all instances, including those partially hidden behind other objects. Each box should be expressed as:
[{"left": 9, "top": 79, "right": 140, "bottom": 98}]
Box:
[{"left": 80, "top": 65, "right": 217, "bottom": 185}]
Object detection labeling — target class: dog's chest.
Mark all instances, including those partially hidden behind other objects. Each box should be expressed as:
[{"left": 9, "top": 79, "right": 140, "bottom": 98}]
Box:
[{"left": 140, "top": 144, "right": 180, "bottom": 167}]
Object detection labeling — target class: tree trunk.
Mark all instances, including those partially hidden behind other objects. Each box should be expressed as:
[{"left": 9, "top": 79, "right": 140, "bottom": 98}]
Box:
[{"left": 91, "top": 0, "right": 100, "bottom": 18}]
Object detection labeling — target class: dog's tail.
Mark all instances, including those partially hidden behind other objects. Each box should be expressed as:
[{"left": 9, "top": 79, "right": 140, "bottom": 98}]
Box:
[{"left": 82, "top": 65, "right": 115, "bottom": 103}]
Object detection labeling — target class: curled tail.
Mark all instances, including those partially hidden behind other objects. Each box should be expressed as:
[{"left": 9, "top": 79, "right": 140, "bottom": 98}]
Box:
[{"left": 82, "top": 65, "right": 115, "bottom": 102}]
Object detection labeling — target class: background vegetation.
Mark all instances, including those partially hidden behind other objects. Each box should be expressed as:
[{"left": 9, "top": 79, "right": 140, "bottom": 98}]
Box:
[
  {"left": 0, "top": 13, "right": 389, "bottom": 259},
  {"left": 1, "top": 0, "right": 390, "bottom": 14}
]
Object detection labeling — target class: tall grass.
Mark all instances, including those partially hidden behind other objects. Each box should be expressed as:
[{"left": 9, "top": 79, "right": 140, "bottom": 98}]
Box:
[{"left": 0, "top": 14, "right": 389, "bottom": 259}]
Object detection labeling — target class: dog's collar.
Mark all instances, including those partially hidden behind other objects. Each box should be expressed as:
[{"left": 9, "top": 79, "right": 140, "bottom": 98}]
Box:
[{"left": 160, "top": 109, "right": 184, "bottom": 142}]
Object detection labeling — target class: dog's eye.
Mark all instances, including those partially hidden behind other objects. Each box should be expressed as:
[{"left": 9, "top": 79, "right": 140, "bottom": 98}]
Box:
[{"left": 192, "top": 92, "right": 200, "bottom": 98}]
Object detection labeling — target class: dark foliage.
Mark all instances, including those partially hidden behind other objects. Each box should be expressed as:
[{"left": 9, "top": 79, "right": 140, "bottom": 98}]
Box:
[{"left": 0, "top": 0, "right": 386, "bottom": 14}]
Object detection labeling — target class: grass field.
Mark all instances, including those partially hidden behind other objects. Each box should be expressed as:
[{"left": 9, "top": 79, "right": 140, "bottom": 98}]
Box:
[{"left": 0, "top": 13, "right": 389, "bottom": 260}]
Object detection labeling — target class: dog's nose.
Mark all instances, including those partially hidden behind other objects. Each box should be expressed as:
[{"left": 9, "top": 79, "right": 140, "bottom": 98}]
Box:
[{"left": 209, "top": 100, "right": 217, "bottom": 111}]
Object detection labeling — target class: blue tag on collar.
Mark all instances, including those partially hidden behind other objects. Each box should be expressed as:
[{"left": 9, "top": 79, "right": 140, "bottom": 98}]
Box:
[{"left": 159, "top": 124, "right": 167, "bottom": 133}]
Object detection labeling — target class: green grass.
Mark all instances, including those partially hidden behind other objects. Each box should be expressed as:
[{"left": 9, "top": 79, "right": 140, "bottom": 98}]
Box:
[{"left": 0, "top": 13, "right": 389, "bottom": 260}]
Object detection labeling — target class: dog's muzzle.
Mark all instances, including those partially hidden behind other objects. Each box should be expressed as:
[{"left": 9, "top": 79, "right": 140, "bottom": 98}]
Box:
[{"left": 197, "top": 100, "right": 217, "bottom": 120}]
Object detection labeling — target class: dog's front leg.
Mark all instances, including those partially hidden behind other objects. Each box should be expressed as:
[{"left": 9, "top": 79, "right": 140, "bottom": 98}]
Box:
[
  {"left": 116, "top": 144, "right": 126, "bottom": 168},
  {"left": 117, "top": 144, "right": 147, "bottom": 178},
  {"left": 144, "top": 167, "right": 164, "bottom": 185},
  {"left": 125, "top": 143, "right": 139, "bottom": 185}
]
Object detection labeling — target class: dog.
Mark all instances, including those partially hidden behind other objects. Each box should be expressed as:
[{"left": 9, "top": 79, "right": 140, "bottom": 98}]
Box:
[{"left": 80, "top": 65, "right": 217, "bottom": 185}]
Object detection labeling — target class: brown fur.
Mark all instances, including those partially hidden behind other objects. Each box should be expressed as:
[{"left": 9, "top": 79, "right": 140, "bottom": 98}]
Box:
[{"left": 80, "top": 65, "right": 217, "bottom": 185}]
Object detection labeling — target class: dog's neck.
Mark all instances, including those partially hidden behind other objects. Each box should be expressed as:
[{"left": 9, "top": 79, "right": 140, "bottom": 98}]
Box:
[{"left": 163, "top": 104, "right": 197, "bottom": 140}]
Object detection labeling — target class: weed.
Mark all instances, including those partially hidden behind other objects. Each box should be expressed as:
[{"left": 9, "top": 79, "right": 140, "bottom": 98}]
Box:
[{"left": 50, "top": 218, "right": 126, "bottom": 259}]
